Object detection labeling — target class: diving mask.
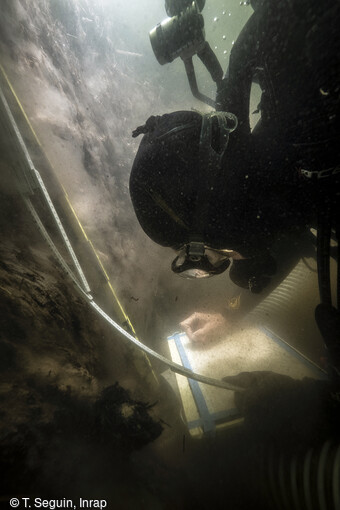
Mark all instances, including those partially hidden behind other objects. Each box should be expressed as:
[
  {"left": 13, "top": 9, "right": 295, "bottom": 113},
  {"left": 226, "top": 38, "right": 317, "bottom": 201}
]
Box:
[{"left": 172, "top": 242, "right": 232, "bottom": 278}]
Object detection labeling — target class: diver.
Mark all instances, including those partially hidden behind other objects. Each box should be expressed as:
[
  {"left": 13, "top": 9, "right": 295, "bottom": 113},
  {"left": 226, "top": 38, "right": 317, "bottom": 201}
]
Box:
[
  {"left": 129, "top": 2, "right": 340, "bottom": 503},
  {"left": 129, "top": 0, "right": 340, "bottom": 347}
]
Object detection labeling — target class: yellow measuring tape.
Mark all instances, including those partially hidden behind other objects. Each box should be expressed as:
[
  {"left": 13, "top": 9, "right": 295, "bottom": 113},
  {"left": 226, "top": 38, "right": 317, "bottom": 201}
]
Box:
[
  {"left": 0, "top": 63, "right": 138, "bottom": 343},
  {"left": 0, "top": 63, "right": 246, "bottom": 394}
]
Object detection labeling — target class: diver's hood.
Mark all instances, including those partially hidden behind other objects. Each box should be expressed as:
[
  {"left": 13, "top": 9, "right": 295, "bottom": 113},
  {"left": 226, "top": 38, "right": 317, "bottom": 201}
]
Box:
[{"left": 130, "top": 109, "right": 265, "bottom": 256}]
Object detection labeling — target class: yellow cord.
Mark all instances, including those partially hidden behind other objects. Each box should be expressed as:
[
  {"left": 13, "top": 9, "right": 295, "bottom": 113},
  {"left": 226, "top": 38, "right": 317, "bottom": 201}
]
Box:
[{"left": 0, "top": 63, "right": 138, "bottom": 339}]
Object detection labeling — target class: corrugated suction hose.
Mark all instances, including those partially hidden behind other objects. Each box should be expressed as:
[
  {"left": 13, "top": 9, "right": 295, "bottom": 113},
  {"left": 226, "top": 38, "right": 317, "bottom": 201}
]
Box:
[{"left": 261, "top": 441, "right": 340, "bottom": 510}]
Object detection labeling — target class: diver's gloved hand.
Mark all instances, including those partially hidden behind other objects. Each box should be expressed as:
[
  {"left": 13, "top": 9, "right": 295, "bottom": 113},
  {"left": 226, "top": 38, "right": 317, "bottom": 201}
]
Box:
[
  {"left": 180, "top": 312, "right": 230, "bottom": 344},
  {"left": 223, "top": 371, "right": 340, "bottom": 449}
]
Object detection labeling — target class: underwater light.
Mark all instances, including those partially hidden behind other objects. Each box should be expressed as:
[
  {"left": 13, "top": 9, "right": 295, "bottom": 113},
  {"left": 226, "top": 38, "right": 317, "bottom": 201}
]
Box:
[{"left": 149, "top": 0, "right": 223, "bottom": 107}]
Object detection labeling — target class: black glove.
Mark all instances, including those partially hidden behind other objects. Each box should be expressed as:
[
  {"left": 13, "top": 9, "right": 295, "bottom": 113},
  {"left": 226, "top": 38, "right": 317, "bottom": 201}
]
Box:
[{"left": 223, "top": 371, "right": 340, "bottom": 450}]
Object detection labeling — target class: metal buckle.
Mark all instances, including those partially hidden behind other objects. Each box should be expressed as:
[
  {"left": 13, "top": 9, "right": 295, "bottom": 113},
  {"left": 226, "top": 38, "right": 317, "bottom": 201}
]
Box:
[
  {"left": 187, "top": 241, "right": 205, "bottom": 260},
  {"left": 300, "top": 166, "right": 340, "bottom": 179}
]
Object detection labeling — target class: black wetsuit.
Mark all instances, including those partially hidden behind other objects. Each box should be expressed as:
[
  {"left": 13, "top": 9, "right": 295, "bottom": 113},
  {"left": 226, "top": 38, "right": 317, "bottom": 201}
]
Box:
[
  {"left": 217, "top": 0, "right": 340, "bottom": 158},
  {"left": 214, "top": 5, "right": 340, "bottom": 483},
  {"left": 212, "top": 0, "right": 340, "bottom": 289}
]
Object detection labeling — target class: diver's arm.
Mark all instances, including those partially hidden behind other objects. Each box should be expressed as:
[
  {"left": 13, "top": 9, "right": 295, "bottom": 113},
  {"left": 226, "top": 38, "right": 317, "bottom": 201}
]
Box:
[
  {"left": 181, "top": 231, "right": 314, "bottom": 344},
  {"left": 223, "top": 371, "right": 340, "bottom": 448}
]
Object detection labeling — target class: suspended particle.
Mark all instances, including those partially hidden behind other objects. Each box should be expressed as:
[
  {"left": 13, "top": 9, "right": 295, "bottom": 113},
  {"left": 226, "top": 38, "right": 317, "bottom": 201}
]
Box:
[
  {"left": 222, "top": 35, "right": 226, "bottom": 40},
  {"left": 231, "top": 40, "right": 235, "bottom": 45},
  {"left": 213, "top": 16, "right": 219, "bottom": 22},
  {"left": 215, "top": 46, "right": 218, "bottom": 50},
  {"left": 228, "top": 12, "right": 232, "bottom": 16},
  {"left": 222, "top": 10, "right": 226, "bottom": 15},
  {"left": 223, "top": 50, "right": 228, "bottom": 54}
]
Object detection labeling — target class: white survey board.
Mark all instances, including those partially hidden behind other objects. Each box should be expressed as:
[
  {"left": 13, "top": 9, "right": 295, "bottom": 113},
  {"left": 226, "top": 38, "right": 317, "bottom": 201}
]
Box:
[{"left": 167, "top": 322, "right": 327, "bottom": 438}]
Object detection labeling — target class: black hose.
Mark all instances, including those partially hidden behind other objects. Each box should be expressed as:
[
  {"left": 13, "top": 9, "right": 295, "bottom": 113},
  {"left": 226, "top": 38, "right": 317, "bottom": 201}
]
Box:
[
  {"left": 262, "top": 441, "right": 340, "bottom": 510},
  {"left": 315, "top": 179, "right": 340, "bottom": 377},
  {"left": 317, "top": 202, "right": 332, "bottom": 307},
  {"left": 336, "top": 199, "right": 340, "bottom": 310},
  {"left": 197, "top": 41, "right": 224, "bottom": 84},
  {"left": 183, "top": 57, "right": 216, "bottom": 108},
  {"left": 182, "top": 41, "right": 223, "bottom": 108}
]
